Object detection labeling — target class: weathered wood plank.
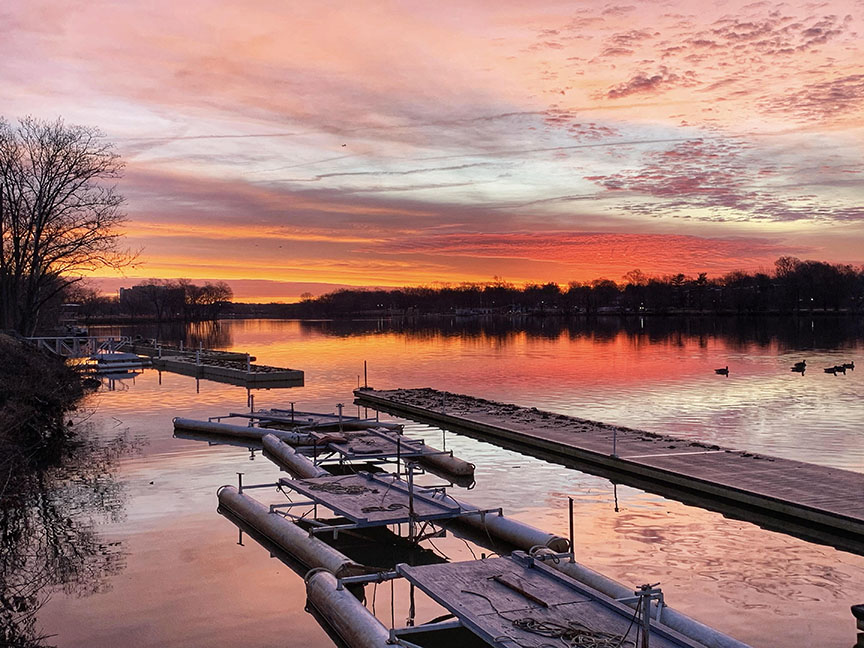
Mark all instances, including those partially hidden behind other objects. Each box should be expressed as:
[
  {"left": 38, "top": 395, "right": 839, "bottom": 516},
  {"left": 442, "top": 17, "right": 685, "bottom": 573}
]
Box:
[
  {"left": 399, "top": 556, "right": 703, "bottom": 648},
  {"left": 280, "top": 473, "right": 463, "bottom": 526}
]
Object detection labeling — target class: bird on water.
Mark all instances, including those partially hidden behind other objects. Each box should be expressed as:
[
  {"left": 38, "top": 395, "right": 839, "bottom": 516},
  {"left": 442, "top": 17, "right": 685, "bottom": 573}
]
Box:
[{"left": 715, "top": 366, "right": 729, "bottom": 376}]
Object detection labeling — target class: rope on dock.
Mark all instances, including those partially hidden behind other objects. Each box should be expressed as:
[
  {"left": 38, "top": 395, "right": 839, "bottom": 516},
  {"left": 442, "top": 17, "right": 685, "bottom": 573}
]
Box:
[
  {"left": 512, "top": 617, "right": 637, "bottom": 648},
  {"left": 461, "top": 588, "right": 638, "bottom": 648},
  {"left": 360, "top": 502, "right": 406, "bottom": 513},
  {"left": 301, "top": 477, "right": 380, "bottom": 496}
]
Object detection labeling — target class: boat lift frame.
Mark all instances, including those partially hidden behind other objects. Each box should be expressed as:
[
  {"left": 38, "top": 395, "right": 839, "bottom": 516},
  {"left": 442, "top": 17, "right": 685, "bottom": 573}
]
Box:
[
  {"left": 329, "top": 551, "right": 680, "bottom": 648},
  {"left": 302, "top": 427, "right": 453, "bottom": 466},
  {"left": 208, "top": 404, "right": 389, "bottom": 431},
  {"left": 238, "top": 469, "right": 500, "bottom": 542},
  {"left": 211, "top": 408, "right": 457, "bottom": 476}
]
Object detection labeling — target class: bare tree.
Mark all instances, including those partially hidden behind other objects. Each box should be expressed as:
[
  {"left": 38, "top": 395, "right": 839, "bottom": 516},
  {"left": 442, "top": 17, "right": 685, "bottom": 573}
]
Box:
[
  {"left": 198, "top": 281, "right": 233, "bottom": 320},
  {"left": 0, "top": 117, "right": 130, "bottom": 334}
]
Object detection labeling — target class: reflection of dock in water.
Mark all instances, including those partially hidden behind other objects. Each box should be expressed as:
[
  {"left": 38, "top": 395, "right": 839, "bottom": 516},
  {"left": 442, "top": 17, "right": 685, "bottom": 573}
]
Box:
[{"left": 355, "top": 387, "right": 864, "bottom": 555}]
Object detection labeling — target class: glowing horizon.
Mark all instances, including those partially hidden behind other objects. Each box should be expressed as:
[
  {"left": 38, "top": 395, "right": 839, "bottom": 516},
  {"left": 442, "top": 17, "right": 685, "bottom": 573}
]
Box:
[{"left": 4, "top": 0, "right": 863, "bottom": 301}]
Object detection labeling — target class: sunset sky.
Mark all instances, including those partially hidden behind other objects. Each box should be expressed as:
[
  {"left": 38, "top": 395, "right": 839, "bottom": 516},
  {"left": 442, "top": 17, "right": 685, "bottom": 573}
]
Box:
[{"left": 3, "top": 0, "right": 862, "bottom": 301}]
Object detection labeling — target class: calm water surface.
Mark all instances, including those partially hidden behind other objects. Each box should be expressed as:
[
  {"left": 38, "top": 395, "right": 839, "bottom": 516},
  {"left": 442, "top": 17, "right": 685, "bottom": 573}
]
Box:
[{"left": 34, "top": 317, "right": 864, "bottom": 647}]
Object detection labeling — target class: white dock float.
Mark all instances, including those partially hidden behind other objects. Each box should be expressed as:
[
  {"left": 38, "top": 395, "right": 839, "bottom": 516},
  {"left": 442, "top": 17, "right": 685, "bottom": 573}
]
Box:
[
  {"left": 173, "top": 417, "right": 314, "bottom": 445},
  {"left": 261, "top": 434, "right": 329, "bottom": 479},
  {"left": 305, "top": 570, "right": 391, "bottom": 648},
  {"left": 395, "top": 553, "right": 712, "bottom": 648},
  {"left": 216, "top": 485, "right": 368, "bottom": 578},
  {"left": 532, "top": 548, "right": 749, "bottom": 648}
]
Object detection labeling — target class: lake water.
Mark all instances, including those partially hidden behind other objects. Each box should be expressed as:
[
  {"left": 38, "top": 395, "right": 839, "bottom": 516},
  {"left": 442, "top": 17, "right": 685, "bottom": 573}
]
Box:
[{"left": 29, "top": 317, "right": 864, "bottom": 647}]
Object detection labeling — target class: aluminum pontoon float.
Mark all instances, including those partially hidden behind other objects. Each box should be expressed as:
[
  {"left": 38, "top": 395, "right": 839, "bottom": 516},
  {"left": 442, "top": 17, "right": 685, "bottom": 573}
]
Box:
[
  {"left": 174, "top": 412, "right": 475, "bottom": 479},
  {"left": 307, "top": 550, "right": 741, "bottom": 648}
]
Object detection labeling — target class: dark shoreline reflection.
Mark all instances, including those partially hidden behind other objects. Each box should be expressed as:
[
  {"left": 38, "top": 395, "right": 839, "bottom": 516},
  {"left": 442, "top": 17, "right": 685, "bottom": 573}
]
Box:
[
  {"left": 0, "top": 424, "right": 137, "bottom": 647},
  {"left": 298, "top": 314, "right": 864, "bottom": 350},
  {"left": 88, "top": 319, "right": 233, "bottom": 350}
]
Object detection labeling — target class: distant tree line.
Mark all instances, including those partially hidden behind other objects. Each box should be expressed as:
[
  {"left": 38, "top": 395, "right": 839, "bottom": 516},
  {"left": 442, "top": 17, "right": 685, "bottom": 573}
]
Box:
[
  {"left": 77, "top": 279, "right": 233, "bottom": 323},
  {"left": 285, "top": 257, "right": 864, "bottom": 318}
]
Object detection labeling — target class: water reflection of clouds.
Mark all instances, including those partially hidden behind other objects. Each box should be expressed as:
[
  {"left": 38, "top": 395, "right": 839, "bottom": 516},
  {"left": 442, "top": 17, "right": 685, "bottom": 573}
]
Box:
[{"left": 36, "top": 318, "right": 864, "bottom": 648}]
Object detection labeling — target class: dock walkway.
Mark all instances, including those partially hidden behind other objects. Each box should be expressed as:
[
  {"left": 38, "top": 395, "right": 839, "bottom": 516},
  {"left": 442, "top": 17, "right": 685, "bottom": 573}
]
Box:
[
  {"left": 355, "top": 387, "right": 864, "bottom": 553},
  {"left": 397, "top": 553, "right": 703, "bottom": 648},
  {"left": 122, "top": 342, "right": 304, "bottom": 387}
]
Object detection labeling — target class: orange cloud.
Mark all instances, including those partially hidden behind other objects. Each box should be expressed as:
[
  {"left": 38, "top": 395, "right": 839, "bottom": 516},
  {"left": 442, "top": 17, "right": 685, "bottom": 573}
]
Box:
[{"left": 3, "top": 0, "right": 862, "bottom": 300}]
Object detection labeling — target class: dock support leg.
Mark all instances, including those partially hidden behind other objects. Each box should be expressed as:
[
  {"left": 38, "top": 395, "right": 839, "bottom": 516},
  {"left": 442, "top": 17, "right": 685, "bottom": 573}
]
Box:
[
  {"left": 407, "top": 462, "right": 416, "bottom": 542},
  {"left": 641, "top": 590, "right": 651, "bottom": 648}
]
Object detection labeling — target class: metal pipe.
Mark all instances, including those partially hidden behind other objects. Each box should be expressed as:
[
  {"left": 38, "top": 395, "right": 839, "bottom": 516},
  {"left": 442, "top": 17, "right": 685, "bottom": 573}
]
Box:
[
  {"left": 428, "top": 491, "right": 569, "bottom": 553},
  {"left": 173, "top": 417, "right": 314, "bottom": 445},
  {"left": 532, "top": 548, "right": 751, "bottom": 648},
  {"left": 569, "top": 497, "right": 575, "bottom": 563},
  {"left": 407, "top": 462, "right": 416, "bottom": 542},
  {"left": 306, "top": 570, "right": 391, "bottom": 648},
  {"left": 640, "top": 587, "right": 652, "bottom": 648},
  {"left": 262, "top": 434, "right": 328, "bottom": 478},
  {"left": 218, "top": 487, "right": 365, "bottom": 578}
]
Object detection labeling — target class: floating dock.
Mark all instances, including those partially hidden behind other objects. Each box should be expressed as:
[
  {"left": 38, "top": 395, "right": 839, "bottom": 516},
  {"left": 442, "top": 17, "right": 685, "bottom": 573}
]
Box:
[
  {"left": 120, "top": 340, "right": 303, "bottom": 387},
  {"left": 174, "top": 409, "right": 475, "bottom": 480},
  {"left": 153, "top": 356, "right": 303, "bottom": 386},
  {"left": 394, "top": 552, "right": 704, "bottom": 648},
  {"left": 216, "top": 467, "right": 749, "bottom": 648},
  {"left": 202, "top": 414, "right": 749, "bottom": 648},
  {"left": 121, "top": 341, "right": 253, "bottom": 363},
  {"left": 228, "top": 407, "right": 403, "bottom": 432},
  {"left": 355, "top": 387, "right": 864, "bottom": 554}
]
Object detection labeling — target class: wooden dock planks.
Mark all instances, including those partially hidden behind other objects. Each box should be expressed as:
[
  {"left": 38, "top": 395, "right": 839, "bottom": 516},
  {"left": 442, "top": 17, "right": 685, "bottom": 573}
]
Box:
[
  {"left": 355, "top": 388, "right": 864, "bottom": 551},
  {"left": 398, "top": 555, "right": 703, "bottom": 648},
  {"left": 152, "top": 356, "right": 304, "bottom": 386},
  {"left": 280, "top": 473, "right": 463, "bottom": 526}
]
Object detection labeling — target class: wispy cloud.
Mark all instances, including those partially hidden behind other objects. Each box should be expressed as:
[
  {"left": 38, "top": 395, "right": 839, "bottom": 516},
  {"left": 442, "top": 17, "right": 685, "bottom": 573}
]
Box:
[
  {"left": 606, "top": 66, "right": 698, "bottom": 98},
  {"left": 2, "top": 0, "right": 862, "bottom": 294}
]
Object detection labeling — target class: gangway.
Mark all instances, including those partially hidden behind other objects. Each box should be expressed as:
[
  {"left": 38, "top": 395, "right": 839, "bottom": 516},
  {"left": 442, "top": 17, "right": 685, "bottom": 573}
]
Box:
[{"left": 25, "top": 336, "right": 132, "bottom": 358}]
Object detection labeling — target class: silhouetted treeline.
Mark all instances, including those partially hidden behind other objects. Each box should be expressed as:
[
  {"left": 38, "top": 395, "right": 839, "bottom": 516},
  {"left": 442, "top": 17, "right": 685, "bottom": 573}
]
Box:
[
  {"left": 295, "top": 313, "right": 864, "bottom": 352},
  {"left": 278, "top": 257, "right": 864, "bottom": 318},
  {"left": 75, "top": 279, "right": 233, "bottom": 323}
]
